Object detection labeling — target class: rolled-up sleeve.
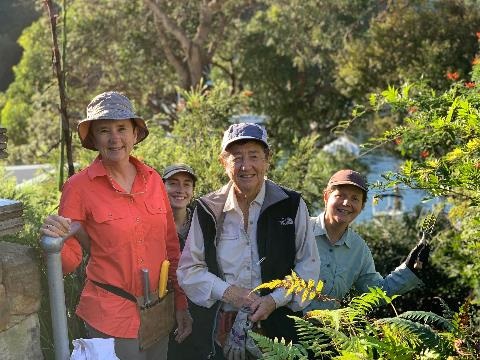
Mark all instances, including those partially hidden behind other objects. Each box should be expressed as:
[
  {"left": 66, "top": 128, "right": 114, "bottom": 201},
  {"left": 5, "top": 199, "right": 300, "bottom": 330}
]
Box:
[
  {"left": 270, "top": 198, "right": 320, "bottom": 311},
  {"left": 177, "top": 208, "right": 229, "bottom": 308}
]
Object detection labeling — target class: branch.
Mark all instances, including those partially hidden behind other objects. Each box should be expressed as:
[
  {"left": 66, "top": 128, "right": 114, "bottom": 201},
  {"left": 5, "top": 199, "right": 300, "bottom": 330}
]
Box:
[
  {"left": 153, "top": 18, "right": 190, "bottom": 88},
  {"left": 43, "top": 0, "right": 75, "bottom": 184},
  {"left": 144, "top": 0, "right": 191, "bottom": 52}
]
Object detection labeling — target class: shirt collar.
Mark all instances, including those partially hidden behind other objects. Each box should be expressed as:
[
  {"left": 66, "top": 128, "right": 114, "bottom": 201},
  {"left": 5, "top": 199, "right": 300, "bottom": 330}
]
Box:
[
  {"left": 312, "top": 211, "right": 352, "bottom": 247},
  {"left": 223, "top": 180, "right": 266, "bottom": 213}
]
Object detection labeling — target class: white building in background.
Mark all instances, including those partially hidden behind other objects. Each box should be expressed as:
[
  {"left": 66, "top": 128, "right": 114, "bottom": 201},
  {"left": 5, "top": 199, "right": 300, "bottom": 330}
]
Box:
[
  {"left": 321, "top": 135, "right": 360, "bottom": 157},
  {"left": 230, "top": 114, "right": 267, "bottom": 124}
]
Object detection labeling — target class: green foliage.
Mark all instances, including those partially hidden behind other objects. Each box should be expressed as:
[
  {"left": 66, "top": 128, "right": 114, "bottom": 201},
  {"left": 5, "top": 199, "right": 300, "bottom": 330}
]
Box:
[
  {"left": 357, "top": 56, "right": 480, "bottom": 299},
  {"left": 252, "top": 288, "right": 479, "bottom": 359},
  {"left": 337, "top": 0, "right": 480, "bottom": 99},
  {"left": 0, "top": 0, "right": 39, "bottom": 91}
]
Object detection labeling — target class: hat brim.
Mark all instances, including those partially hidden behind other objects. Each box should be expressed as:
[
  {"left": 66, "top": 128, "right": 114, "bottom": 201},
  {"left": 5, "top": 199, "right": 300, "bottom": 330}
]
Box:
[
  {"left": 163, "top": 169, "right": 197, "bottom": 182},
  {"left": 222, "top": 136, "right": 269, "bottom": 151},
  {"left": 328, "top": 180, "right": 368, "bottom": 192},
  {"left": 77, "top": 117, "right": 149, "bottom": 151}
]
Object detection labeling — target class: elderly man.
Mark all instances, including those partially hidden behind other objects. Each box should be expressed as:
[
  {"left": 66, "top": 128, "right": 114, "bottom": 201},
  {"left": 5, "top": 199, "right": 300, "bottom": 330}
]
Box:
[{"left": 177, "top": 122, "right": 319, "bottom": 359}]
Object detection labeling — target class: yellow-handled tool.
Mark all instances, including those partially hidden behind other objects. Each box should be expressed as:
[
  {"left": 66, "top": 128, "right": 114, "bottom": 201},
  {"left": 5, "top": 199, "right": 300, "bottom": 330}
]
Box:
[{"left": 158, "top": 260, "right": 170, "bottom": 298}]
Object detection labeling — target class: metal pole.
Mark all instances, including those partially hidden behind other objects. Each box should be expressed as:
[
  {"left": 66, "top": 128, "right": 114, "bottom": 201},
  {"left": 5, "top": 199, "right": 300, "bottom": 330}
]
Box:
[{"left": 40, "top": 235, "right": 70, "bottom": 360}]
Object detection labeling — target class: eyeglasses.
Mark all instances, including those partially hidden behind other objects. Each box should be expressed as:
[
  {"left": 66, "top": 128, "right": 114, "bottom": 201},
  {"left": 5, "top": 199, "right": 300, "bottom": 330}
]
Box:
[{"left": 107, "top": 171, "right": 147, "bottom": 196}]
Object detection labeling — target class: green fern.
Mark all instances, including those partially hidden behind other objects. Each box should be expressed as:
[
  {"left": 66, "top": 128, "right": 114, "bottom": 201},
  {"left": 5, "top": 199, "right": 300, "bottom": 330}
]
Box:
[
  {"left": 250, "top": 281, "right": 475, "bottom": 359},
  {"left": 376, "top": 317, "right": 454, "bottom": 355},
  {"left": 249, "top": 331, "right": 308, "bottom": 360},
  {"left": 399, "top": 311, "right": 456, "bottom": 332}
]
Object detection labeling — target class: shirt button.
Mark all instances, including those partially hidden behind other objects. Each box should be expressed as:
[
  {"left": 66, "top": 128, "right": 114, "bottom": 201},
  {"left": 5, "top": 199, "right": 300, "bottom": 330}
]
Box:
[
  {"left": 138, "top": 258, "right": 143, "bottom": 263},
  {"left": 130, "top": 198, "right": 134, "bottom": 203},
  {"left": 326, "top": 264, "right": 330, "bottom": 268},
  {"left": 329, "top": 249, "right": 333, "bottom": 252},
  {"left": 136, "top": 217, "right": 140, "bottom": 222},
  {"left": 249, "top": 221, "right": 253, "bottom": 225}
]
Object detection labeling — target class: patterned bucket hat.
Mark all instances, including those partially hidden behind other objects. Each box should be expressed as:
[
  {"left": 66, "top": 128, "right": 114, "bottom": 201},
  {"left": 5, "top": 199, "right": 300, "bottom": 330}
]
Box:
[{"left": 77, "top": 91, "right": 149, "bottom": 150}]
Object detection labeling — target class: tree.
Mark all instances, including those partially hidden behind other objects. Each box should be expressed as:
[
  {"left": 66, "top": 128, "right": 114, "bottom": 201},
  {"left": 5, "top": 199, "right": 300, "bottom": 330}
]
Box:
[
  {"left": 143, "top": 0, "right": 256, "bottom": 90},
  {"left": 337, "top": 0, "right": 480, "bottom": 100}
]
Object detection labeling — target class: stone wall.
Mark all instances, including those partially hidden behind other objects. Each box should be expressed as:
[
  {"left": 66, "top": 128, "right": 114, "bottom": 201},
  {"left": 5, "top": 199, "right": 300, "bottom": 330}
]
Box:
[{"left": 0, "top": 241, "right": 42, "bottom": 360}]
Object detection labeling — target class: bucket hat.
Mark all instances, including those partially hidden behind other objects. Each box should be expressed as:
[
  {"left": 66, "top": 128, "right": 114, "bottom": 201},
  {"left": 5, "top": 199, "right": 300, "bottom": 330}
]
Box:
[
  {"left": 327, "top": 169, "right": 368, "bottom": 192},
  {"left": 221, "top": 122, "right": 269, "bottom": 151},
  {"left": 162, "top": 164, "right": 197, "bottom": 183},
  {"left": 77, "top": 91, "right": 149, "bottom": 150}
]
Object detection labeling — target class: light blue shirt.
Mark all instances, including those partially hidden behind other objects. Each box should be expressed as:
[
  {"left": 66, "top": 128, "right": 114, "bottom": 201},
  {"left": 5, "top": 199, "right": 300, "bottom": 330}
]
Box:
[{"left": 305, "top": 212, "right": 423, "bottom": 311}]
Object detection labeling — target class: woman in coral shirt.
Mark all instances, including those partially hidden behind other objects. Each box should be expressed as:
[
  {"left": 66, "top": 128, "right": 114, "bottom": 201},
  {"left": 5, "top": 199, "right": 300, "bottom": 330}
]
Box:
[{"left": 40, "top": 91, "right": 191, "bottom": 360}]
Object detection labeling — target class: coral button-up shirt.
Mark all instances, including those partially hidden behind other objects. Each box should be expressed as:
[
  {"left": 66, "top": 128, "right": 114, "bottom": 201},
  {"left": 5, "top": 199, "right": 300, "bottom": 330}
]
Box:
[{"left": 59, "top": 156, "right": 187, "bottom": 338}]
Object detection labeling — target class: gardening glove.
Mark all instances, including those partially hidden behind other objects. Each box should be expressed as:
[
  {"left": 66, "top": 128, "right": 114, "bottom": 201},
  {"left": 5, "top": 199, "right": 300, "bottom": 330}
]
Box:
[
  {"left": 405, "top": 237, "right": 431, "bottom": 275},
  {"left": 223, "top": 307, "right": 263, "bottom": 360},
  {"left": 223, "top": 309, "right": 247, "bottom": 360}
]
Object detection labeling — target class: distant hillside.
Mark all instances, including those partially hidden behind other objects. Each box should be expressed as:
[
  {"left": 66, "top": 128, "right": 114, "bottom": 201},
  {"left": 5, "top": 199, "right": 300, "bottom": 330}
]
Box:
[{"left": 0, "top": 0, "right": 40, "bottom": 91}]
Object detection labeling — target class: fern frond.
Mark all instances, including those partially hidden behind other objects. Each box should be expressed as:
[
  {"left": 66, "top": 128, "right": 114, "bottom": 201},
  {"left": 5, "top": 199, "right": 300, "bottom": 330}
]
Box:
[
  {"left": 399, "top": 311, "right": 456, "bottom": 332},
  {"left": 434, "top": 296, "right": 455, "bottom": 320},
  {"left": 376, "top": 317, "right": 454, "bottom": 355},
  {"left": 251, "top": 271, "right": 323, "bottom": 304},
  {"left": 347, "top": 287, "right": 395, "bottom": 321},
  {"left": 305, "top": 308, "right": 348, "bottom": 331},
  {"left": 249, "top": 331, "right": 308, "bottom": 360}
]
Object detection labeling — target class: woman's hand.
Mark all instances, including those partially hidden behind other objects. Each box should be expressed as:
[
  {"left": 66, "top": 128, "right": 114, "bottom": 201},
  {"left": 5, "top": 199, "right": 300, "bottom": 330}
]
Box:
[{"left": 40, "top": 215, "right": 90, "bottom": 251}]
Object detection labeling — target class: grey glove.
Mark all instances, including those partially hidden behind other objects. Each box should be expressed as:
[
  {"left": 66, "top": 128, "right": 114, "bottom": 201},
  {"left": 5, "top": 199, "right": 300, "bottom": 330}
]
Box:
[{"left": 223, "top": 307, "right": 263, "bottom": 360}]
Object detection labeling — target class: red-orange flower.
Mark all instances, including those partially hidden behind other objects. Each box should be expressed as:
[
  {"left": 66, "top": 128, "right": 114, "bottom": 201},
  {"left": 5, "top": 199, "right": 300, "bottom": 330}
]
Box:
[
  {"left": 446, "top": 71, "right": 459, "bottom": 81},
  {"left": 465, "top": 82, "right": 476, "bottom": 88},
  {"left": 472, "top": 57, "right": 480, "bottom": 65},
  {"left": 408, "top": 106, "right": 418, "bottom": 114},
  {"left": 476, "top": 31, "right": 480, "bottom": 40},
  {"left": 394, "top": 137, "right": 402, "bottom": 145},
  {"left": 420, "top": 150, "right": 429, "bottom": 158},
  {"left": 242, "top": 90, "right": 254, "bottom": 97},
  {"left": 474, "top": 162, "right": 480, "bottom": 170}
]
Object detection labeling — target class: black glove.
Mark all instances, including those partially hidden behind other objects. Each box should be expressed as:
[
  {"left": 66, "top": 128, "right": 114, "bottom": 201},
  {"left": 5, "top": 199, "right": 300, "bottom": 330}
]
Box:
[{"left": 405, "top": 239, "right": 431, "bottom": 275}]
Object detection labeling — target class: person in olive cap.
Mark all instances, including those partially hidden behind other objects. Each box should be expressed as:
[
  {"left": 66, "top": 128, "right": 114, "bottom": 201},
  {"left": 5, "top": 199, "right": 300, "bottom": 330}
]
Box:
[
  {"left": 162, "top": 163, "right": 202, "bottom": 360},
  {"left": 305, "top": 169, "right": 430, "bottom": 311},
  {"left": 177, "top": 122, "right": 319, "bottom": 359},
  {"left": 40, "top": 91, "right": 192, "bottom": 359},
  {"left": 162, "top": 164, "right": 197, "bottom": 251}
]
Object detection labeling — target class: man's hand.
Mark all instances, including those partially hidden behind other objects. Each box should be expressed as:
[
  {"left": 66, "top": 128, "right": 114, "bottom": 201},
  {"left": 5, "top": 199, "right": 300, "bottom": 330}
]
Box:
[
  {"left": 222, "top": 285, "right": 259, "bottom": 309},
  {"left": 405, "top": 239, "right": 431, "bottom": 274},
  {"left": 248, "top": 295, "right": 276, "bottom": 322},
  {"left": 174, "top": 309, "right": 193, "bottom": 343}
]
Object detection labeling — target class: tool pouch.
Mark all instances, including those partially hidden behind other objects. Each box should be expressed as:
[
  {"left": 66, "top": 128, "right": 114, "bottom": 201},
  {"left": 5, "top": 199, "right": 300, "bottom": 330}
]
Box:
[
  {"left": 138, "top": 290, "right": 175, "bottom": 351},
  {"left": 91, "top": 280, "right": 175, "bottom": 351}
]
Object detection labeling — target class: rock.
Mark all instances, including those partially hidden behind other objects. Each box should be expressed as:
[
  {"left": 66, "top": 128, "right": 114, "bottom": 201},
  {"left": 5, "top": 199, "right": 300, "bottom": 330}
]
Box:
[
  {"left": 1, "top": 242, "right": 41, "bottom": 318},
  {"left": 0, "top": 313, "right": 43, "bottom": 360}
]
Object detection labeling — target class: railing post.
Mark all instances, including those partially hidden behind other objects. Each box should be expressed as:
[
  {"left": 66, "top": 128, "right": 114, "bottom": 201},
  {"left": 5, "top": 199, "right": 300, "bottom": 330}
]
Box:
[{"left": 40, "top": 235, "right": 70, "bottom": 360}]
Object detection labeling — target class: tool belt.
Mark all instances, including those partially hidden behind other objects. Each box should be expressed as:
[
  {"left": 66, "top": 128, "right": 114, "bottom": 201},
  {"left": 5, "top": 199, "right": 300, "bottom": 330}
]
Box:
[{"left": 91, "top": 280, "right": 175, "bottom": 351}]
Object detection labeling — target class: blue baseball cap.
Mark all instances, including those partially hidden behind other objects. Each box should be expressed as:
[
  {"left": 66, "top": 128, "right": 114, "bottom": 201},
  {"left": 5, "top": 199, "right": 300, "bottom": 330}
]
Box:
[{"left": 221, "top": 123, "right": 269, "bottom": 151}]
